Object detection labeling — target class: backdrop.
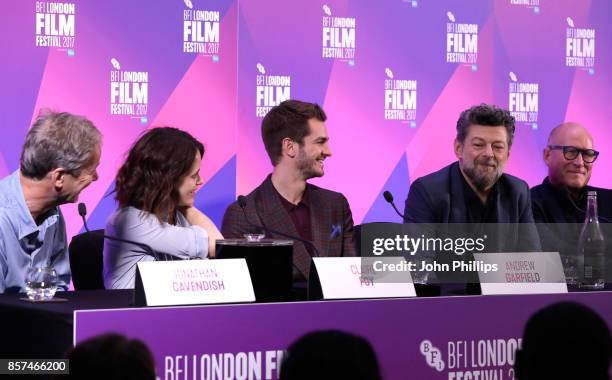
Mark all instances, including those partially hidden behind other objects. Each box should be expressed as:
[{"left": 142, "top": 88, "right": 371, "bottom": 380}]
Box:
[{"left": 1, "top": 0, "right": 610, "bottom": 241}]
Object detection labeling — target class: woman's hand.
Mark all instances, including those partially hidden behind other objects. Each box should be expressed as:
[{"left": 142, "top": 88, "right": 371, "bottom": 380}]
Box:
[{"left": 181, "top": 206, "right": 224, "bottom": 258}]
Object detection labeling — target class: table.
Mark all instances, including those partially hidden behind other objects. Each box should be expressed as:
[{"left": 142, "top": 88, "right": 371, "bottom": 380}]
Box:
[
  {"left": 74, "top": 292, "right": 612, "bottom": 380},
  {"left": 2, "top": 290, "right": 612, "bottom": 379},
  {"left": 0, "top": 290, "right": 132, "bottom": 359}
]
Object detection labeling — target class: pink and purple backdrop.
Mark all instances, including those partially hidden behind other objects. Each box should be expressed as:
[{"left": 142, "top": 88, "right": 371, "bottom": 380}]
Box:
[{"left": 1, "top": 0, "right": 610, "bottom": 241}]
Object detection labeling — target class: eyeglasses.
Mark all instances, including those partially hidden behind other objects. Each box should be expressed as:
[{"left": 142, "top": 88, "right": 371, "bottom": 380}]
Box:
[{"left": 548, "top": 145, "right": 599, "bottom": 163}]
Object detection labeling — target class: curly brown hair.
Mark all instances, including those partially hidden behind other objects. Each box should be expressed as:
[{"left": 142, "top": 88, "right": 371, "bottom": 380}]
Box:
[
  {"left": 456, "top": 103, "right": 516, "bottom": 147},
  {"left": 114, "top": 127, "right": 204, "bottom": 224}
]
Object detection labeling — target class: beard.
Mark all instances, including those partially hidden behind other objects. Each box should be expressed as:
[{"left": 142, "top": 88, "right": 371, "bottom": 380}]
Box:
[
  {"left": 296, "top": 149, "right": 324, "bottom": 180},
  {"left": 461, "top": 156, "right": 504, "bottom": 192}
]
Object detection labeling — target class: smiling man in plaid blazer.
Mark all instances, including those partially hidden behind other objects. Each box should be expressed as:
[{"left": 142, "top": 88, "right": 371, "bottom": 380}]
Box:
[{"left": 222, "top": 100, "right": 356, "bottom": 280}]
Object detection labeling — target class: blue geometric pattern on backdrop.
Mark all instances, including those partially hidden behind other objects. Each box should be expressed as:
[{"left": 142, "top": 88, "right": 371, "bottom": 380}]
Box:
[
  {"left": 362, "top": 154, "right": 410, "bottom": 224},
  {"left": 194, "top": 155, "right": 237, "bottom": 227}
]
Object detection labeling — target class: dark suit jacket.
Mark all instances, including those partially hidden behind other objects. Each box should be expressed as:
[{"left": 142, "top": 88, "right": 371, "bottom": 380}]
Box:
[
  {"left": 222, "top": 175, "right": 356, "bottom": 279},
  {"left": 531, "top": 177, "right": 612, "bottom": 279},
  {"left": 531, "top": 177, "right": 612, "bottom": 224},
  {"left": 403, "top": 162, "right": 541, "bottom": 253}
]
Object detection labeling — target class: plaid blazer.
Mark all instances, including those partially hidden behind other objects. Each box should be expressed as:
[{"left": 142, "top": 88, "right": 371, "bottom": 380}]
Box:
[{"left": 221, "top": 175, "right": 356, "bottom": 280}]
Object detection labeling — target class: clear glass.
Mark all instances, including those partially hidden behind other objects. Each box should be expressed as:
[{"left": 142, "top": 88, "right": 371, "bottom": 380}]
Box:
[
  {"left": 25, "top": 267, "right": 58, "bottom": 301},
  {"left": 561, "top": 254, "right": 578, "bottom": 286},
  {"left": 243, "top": 233, "right": 266, "bottom": 242},
  {"left": 578, "top": 191, "right": 606, "bottom": 290}
]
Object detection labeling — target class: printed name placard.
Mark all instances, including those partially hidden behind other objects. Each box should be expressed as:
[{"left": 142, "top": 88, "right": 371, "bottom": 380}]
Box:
[
  {"left": 310, "top": 257, "right": 416, "bottom": 299},
  {"left": 474, "top": 252, "right": 567, "bottom": 295},
  {"left": 134, "top": 259, "right": 255, "bottom": 306}
]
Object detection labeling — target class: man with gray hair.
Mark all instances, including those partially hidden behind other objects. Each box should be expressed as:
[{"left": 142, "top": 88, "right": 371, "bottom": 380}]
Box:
[
  {"left": 402, "top": 104, "right": 540, "bottom": 289},
  {"left": 404, "top": 104, "right": 539, "bottom": 231},
  {"left": 0, "top": 110, "right": 101, "bottom": 293}
]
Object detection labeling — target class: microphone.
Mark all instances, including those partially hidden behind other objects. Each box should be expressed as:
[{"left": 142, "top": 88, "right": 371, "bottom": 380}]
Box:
[
  {"left": 77, "top": 202, "right": 163, "bottom": 261},
  {"left": 78, "top": 203, "right": 89, "bottom": 230},
  {"left": 383, "top": 190, "right": 405, "bottom": 220},
  {"left": 237, "top": 196, "right": 320, "bottom": 257}
]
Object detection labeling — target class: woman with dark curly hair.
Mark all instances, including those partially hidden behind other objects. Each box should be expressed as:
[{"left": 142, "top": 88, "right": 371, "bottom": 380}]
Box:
[{"left": 103, "top": 127, "right": 223, "bottom": 289}]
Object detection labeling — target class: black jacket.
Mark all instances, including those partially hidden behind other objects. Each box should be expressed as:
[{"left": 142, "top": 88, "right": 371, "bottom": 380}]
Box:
[
  {"left": 531, "top": 177, "right": 612, "bottom": 224},
  {"left": 403, "top": 162, "right": 541, "bottom": 253}
]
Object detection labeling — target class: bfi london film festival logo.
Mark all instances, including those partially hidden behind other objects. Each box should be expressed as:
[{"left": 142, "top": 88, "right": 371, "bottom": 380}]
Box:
[
  {"left": 321, "top": 4, "right": 356, "bottom": 66},
  {"left": 34, "top": 1, "right": 76, "bottom": 56},
  {"left": 384, "top": 68, "right": 417, "bottom": 128},
  {"left": 420, "top": 338, "right": 523, "bottom": 379},
  {"left": 109, "top": 58, "right": 149, "bottom": 124},
  {"left": 565, "top": 17, "right": 595, "bottom": 75},
  {"left": 445, "top": 11, "right": 478, "bottom": 71},
  {"left": 182, "top": 0, "right": 220, "bottom": 62},
  {"left": 508, "top": 72, "right": 539, "bottom": 130},
  {"left": 405, "top": 0, "right": 419, "bottom": 9},
  {"left": 255, "top": 63, "right": 291, "bottom": 118},
  {"left": 509, "top": 0, "right": 541, "bottom": 14}
]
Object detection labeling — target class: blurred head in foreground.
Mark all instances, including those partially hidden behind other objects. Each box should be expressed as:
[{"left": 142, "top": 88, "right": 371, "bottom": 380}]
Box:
[
  {"left": 67, "top": 333, "right": 155, "bottom": 380},
  {"left": 280, "top": 329, "right": 382, "bottom": 380},
  {"left": 515, "top": 301, "right": 611, "bottom": 380}
]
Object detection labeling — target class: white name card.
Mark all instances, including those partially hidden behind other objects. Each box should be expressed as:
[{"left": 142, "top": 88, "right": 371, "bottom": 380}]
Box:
[
  {"left": 135, "top": 259, "right": 255, "bottom": 306},
  {"left": 312, "top": 257, "right": 416, "bottom": 299},
  {"left": 474, "top": 252, "right": 567, "bottom": 295}
]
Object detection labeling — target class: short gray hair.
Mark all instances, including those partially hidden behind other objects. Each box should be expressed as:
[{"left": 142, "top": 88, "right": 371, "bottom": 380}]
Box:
[{"left": 20, "top": 110, "right": 102, "bottom": 179}]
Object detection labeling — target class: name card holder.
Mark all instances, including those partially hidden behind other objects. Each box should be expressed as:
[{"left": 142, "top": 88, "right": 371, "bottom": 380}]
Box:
[
  {"left": 134, "top": 259, "right": 255, "bottom": 306},
  {"left": 474, "top": 252, "right": 568, "bottom": 295},
  {"left": 308, "top": 257, "right": 416, "bottom": 300}
]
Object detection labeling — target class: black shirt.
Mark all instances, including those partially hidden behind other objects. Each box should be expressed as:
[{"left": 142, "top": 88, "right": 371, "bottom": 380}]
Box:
[
  {"left": 531, "top": 177, "right": 612, "bottom": 224},
  {"left": 459, "top": 167, "right": 500, "bottom": 223},
  {"left": 531, "top": 177, "right": 612, "bottom": 279}
]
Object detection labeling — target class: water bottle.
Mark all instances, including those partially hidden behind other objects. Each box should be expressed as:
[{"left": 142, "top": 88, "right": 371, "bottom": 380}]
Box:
[{"left": 578, "top": 191, "right": 606, "bottom": 289}]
